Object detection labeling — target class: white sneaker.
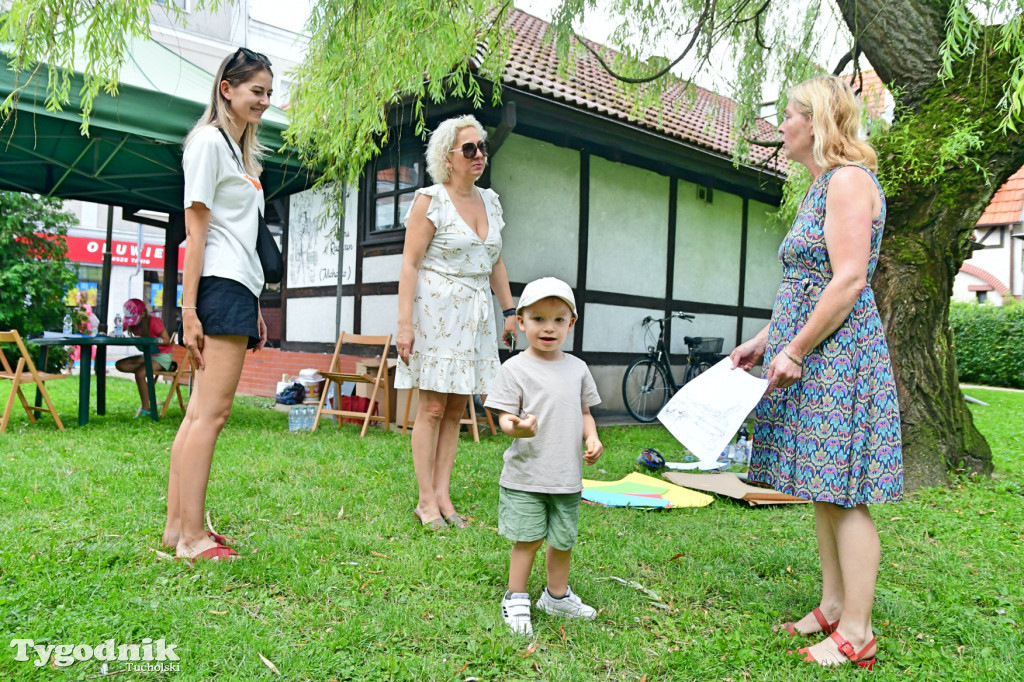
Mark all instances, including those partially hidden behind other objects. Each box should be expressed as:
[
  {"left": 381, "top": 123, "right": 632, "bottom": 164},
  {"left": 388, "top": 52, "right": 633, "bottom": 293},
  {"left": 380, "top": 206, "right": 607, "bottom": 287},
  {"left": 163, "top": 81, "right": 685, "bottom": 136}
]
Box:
[
  {"left": 501, "top": 591, "right": 533, "bottom": 636},
  {"left": 536, "top": 586, "right": 597, "bottom": 620}
]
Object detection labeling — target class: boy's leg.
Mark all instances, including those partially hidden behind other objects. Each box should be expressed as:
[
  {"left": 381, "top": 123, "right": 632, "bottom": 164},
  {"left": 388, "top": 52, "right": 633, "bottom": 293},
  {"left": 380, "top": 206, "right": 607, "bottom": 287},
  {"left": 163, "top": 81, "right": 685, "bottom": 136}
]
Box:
[
  {"left": 509, "top": 539, "right": 544, "bottom": 593},
  {"left": 536, "top": 493, "right": 596, "bottom": 620},
  {"left": 545, "top": 545, "right": 571, "bottom": 597},
  {"left": 499, "top": 487, "right": 547, "bottom": 636}
]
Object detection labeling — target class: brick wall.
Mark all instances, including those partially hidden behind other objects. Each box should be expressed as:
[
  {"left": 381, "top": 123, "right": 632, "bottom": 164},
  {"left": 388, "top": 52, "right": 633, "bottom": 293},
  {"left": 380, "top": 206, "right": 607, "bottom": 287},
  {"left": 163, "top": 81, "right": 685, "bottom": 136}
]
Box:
[{"left": 236, "top": 348, "right": 358, "bottom": 398}]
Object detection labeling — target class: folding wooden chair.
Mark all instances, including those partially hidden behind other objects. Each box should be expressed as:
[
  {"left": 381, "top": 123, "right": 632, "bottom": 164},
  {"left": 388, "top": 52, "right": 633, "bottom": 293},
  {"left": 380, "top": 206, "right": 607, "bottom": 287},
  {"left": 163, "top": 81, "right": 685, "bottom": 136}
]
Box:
[
  {"left": 0, "top": 330, "right": 69, "bottom": 432},
  {"left": 313, "top": 332, "right": 392, "bottom": 436},
  {"left": 400, "top": 389, "right": 497, "bottom": 443},
  {"left": 154, "top": 351, "right": 192, "bottom": 418}
]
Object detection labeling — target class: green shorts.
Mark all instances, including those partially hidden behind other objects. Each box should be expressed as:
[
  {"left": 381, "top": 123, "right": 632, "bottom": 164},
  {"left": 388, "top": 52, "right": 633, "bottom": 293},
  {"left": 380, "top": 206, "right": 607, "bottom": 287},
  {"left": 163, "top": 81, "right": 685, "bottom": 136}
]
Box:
[{"left": 498, "top": 487, "right": 581, "bottom": 551}]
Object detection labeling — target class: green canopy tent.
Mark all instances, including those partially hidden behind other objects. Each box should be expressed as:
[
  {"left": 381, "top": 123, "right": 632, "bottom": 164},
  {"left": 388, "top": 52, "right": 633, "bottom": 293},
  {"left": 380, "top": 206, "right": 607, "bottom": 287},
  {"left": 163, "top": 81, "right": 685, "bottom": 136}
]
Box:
[{"left": 0, "top": 36, "right": 312, "bottom": 327}]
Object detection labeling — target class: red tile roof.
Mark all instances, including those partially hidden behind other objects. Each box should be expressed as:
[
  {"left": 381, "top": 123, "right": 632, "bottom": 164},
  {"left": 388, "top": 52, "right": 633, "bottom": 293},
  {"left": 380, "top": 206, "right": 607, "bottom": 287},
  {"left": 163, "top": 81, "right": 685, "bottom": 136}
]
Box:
[
  {"left": 977, "top": 166, "right": 1024, "bottom": 225},
  {"left": 850, "top": 70, "right": 888, "bottom": 118},
  {"left": 498, "top": 9, "right": 783, "bottom": 171}
]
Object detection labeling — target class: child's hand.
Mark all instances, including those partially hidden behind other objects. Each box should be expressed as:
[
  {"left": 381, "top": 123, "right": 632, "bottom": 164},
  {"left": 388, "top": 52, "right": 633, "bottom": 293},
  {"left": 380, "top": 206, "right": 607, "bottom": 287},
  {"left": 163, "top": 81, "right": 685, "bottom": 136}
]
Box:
[
  {"left": 506, "top": 414, "right": 538, "bottom": 438},
  {"left": 583, "top": 436, "right": 603, "bottom": 465}
]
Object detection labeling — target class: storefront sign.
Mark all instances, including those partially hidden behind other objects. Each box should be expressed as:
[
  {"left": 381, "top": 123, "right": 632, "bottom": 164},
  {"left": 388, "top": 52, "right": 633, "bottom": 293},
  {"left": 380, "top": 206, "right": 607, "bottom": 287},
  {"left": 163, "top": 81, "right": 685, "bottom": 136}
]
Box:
[{"left": 58, "top": 234, "right": 186, "bottom": 270}]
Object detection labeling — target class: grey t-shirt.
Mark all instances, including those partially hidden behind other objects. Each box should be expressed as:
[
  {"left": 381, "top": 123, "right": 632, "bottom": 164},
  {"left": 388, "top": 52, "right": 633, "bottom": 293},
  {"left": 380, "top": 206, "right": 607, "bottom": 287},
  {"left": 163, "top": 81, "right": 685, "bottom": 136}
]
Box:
[{"left": 485, "top": 353, "right": 601, "bottom": 494}]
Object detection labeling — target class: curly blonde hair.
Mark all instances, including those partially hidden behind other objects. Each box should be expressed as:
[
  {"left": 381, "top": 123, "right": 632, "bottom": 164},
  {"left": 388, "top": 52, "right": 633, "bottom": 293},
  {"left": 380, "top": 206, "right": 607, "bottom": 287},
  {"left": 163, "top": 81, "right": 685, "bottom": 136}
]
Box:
[
  {"left": 425, "top": 115, "right": 487, "bottom": 184},
  {"left": 788, "top": 75, "right": 877, "bottom": 173}
]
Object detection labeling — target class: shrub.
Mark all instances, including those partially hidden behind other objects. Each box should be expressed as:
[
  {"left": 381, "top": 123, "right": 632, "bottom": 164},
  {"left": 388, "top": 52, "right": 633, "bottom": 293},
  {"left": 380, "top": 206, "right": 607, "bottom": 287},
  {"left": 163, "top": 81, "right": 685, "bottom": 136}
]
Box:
[
  {"left": 949, "top": 300, "right": 1024, "bottom": 389},
  {"left": 0, "top": 191, "right": 78, "bottom": 372}
]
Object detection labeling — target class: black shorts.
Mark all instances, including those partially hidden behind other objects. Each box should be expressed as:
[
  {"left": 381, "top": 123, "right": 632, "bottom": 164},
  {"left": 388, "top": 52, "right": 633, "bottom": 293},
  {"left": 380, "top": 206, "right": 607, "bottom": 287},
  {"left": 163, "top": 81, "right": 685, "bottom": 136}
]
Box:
[{"left": 195, "top": 275, "right": 260, "bottom": 349}]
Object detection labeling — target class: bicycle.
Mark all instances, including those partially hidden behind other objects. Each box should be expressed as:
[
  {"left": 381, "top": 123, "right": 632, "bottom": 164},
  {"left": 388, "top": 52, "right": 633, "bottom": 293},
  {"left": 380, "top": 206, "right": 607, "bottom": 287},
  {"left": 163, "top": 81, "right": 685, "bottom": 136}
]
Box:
[{"left": 621, "top": 312, "right": 724, "bottom": 423}]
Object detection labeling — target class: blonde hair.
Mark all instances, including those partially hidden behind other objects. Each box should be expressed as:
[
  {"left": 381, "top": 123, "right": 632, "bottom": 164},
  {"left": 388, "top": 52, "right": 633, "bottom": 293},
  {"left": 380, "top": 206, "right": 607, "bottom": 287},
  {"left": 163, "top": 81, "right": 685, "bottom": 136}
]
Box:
[
  {"left": 425, "top": 115, "right": 487, "bottom": 184},
  {"left": 788, "top": 75, "right": 877, "bottom": 172},
  {"left": 184, "top": 49, "right": 273, "bottom": 177}
]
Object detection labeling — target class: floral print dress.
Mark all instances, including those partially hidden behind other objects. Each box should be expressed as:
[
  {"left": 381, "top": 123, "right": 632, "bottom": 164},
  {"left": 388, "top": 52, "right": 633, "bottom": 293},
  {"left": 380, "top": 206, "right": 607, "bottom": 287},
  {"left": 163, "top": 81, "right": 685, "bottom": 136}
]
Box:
[
  {"left": 395, "top": 184, "right": 504, "bottom": 395},
  {"left": 748, "top": 166, "right": 903, "bottom": 507}
]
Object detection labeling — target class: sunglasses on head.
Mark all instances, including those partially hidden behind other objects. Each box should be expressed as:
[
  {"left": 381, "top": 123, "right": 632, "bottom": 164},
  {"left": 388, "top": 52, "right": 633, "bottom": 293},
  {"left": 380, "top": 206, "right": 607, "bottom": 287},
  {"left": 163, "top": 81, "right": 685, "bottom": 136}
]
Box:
[
  {"left": 450, "top": 141, "right": 490, "bottom": 159},
  {"left": 232, "top": 46, "right": 272, "bottom": 67}
]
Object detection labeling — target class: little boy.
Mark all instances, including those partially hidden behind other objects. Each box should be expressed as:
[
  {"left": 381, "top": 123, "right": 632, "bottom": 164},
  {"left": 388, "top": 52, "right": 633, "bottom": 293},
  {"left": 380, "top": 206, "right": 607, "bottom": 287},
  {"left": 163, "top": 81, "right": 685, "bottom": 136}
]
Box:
[{"left": 485, "top": 277, "right": 603, "bottom": 637}]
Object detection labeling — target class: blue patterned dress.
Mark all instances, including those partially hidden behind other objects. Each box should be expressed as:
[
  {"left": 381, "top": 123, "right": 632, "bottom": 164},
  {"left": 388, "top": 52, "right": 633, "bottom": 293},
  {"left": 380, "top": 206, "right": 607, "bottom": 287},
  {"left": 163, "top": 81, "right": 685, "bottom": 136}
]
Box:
[{"left": 748, "top": 166, "right": 903, "bottom": 507}]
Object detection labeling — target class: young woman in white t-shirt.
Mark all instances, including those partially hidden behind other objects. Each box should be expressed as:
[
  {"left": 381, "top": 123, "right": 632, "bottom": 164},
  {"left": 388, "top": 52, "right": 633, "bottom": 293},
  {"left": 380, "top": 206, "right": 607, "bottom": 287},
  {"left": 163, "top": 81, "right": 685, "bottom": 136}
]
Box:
[{"left": 162, "top": 47, "right": 273, "bottom": 561}]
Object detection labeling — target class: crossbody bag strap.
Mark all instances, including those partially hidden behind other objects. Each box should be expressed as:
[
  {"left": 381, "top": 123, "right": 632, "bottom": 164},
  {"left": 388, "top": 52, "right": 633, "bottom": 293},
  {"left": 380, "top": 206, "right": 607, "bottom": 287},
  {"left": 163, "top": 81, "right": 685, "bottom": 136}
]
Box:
[{"left": 217, "top": 127, "right": 245, "bottom": 174}]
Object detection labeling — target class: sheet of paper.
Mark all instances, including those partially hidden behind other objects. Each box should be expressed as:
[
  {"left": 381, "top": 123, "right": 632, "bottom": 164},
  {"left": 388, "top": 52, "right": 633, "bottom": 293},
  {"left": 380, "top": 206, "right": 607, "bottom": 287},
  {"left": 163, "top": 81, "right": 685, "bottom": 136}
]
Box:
[
  {"left": 664, "top": 460, "right": 727, "bottom": 471},
  {"left": 657, "top": 358, "right": 769, "bottom": 464}
]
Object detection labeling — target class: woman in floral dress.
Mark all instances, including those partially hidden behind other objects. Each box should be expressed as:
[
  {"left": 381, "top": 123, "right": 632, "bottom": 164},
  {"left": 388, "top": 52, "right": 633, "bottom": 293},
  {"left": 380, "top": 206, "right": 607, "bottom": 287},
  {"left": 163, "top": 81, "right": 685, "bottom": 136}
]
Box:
[
  {"left": 396, "top": 115, "right": 517, "bottom": 530},
  {"left": 731, "top": 75, "right": 902, "bottom": 670}
]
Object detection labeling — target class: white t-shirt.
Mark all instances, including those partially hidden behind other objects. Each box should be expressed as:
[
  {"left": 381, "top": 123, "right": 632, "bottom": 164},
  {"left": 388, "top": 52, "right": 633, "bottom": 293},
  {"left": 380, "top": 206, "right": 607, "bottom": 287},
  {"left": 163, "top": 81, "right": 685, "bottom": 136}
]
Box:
[
  {"left": 182, "top": 125, "right": 265, "bottom": 297},
  {"left": 485, "top": 353, "right": 601, "bottom": 494}
]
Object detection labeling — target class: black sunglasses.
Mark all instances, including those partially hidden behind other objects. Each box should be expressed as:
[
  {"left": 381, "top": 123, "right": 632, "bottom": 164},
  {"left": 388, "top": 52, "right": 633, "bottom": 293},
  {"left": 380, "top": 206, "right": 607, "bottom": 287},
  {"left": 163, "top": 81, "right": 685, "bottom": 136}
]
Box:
[
  {"left": 449, "top": 141, "right": 490, "bottom": 159},
  {"left": 233, "top": 46, "right": 272, "bottom": 67}
]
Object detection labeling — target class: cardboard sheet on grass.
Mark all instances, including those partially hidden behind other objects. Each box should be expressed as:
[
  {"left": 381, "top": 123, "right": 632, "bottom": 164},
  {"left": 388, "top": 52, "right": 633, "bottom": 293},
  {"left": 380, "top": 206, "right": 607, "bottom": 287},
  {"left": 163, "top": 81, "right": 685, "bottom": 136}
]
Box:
[
  {"left": 582, "top": 472, "right": 713, "bottom": 508},
  {"left": 662, "top": 472, "right": 808, "bottom": 507}
]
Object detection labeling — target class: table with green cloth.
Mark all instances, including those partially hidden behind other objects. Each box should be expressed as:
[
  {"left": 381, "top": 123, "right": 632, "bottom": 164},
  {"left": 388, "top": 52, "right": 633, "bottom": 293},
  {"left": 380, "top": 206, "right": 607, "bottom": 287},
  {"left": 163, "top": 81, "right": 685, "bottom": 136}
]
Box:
[{"left": 27, "top": 334, "right": 160, "bottom": 426}]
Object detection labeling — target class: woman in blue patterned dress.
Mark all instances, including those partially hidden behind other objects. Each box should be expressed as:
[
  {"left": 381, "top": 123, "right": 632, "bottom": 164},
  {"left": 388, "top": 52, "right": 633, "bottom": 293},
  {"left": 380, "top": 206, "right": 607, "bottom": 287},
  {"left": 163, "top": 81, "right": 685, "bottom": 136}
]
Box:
[{"left": 730, "top": 75, "right": 902, "bottom": 670}]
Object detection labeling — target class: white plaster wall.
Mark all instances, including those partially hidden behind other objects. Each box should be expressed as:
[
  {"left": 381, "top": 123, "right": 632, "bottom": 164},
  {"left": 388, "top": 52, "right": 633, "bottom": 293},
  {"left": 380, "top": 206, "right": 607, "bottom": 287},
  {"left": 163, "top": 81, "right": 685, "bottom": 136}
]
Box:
[
  {"left": 744, "top": 200, "right": 786, "bottom": 309},
  {"left": 587, "top": 157, "right": 669, "bottom": 298},
  {"left": 1015, "top": 228, "right": 1024, "bottom": 297},
  {"left": 742, "top": 317, "right": 770, "bottom": 343},
  {"left": 361, "top": 295, "right": 399, "bottom": 337},
  {"left": 674, "top": 181, "right": 743, "bottom": 304},
  {"left": 953, "top": 225, "right": 1018, "bottom": 303},
  {"left": 287, "top": 297, "right": 341, "bottom": 343},
  {"left": 589, "top": 365, "right": 627, "bottom": 412},
  {"left": 362, "top": 255, "right": 403, "bottom": 284},
  {"left": 582, "top": 303, "right": 663, "bottom": 353},
  {"left": 952, "top": 273, "right": 1005, "bottom": 305},
  {"left": 490, "top": 134, "right": 580, "bottom": 284},
  {"left": 969, "top": 226, "right": 1014, "bottom": 282},
  {"left": 668, "top": 313, "right": 737, "bottom": 357}
]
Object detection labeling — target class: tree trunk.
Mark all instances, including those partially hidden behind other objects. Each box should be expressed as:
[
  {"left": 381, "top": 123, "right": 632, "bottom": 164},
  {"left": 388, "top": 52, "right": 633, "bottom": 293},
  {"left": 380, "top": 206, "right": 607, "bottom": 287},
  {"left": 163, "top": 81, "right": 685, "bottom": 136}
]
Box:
[{"left": 861, "top": 27, "right": 1024, "bottom": 487}]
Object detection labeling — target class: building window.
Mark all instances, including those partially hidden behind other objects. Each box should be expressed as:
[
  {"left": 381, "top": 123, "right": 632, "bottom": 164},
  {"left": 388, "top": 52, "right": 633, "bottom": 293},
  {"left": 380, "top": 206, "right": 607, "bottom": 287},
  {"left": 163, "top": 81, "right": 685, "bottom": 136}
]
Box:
[{"left": 365, "top": 133, "right": 425, "bottom": 243}]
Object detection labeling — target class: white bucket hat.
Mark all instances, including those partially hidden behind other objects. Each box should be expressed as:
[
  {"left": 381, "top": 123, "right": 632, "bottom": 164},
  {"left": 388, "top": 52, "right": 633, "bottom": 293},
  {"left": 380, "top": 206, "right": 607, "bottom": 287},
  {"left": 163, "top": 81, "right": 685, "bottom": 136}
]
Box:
[{"left": 515, "top": 277, "right": 577, "bottom": 318}]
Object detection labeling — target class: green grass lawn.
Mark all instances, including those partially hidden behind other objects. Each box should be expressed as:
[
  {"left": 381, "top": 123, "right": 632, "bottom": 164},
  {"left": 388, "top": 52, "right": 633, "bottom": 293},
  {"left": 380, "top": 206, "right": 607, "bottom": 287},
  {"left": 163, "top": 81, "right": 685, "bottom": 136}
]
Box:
[{"left": 1, "top": 380, "right": 1021, "bottom": 680}]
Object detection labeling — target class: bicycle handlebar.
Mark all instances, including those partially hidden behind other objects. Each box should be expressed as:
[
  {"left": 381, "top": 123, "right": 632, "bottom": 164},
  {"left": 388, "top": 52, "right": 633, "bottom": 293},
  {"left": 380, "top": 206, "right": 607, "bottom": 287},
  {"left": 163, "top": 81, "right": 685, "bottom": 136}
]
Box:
[{"left": 641, "top": 312, "right": 695, "bottom": 326}]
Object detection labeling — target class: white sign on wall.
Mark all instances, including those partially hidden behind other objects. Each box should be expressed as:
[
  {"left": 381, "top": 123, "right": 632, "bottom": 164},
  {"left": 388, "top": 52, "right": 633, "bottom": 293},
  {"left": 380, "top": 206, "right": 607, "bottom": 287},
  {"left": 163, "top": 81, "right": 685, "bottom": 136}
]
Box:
[{"left": 288, "top": 187, "right": 353, "bottom": 288}]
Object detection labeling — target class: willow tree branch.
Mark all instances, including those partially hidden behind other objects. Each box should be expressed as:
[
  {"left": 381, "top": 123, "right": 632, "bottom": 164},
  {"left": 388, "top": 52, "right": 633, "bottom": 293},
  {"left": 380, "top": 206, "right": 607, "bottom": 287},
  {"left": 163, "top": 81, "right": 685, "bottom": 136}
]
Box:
[{"left": 573, "top": 0, "right": 713, "bottom": 85}]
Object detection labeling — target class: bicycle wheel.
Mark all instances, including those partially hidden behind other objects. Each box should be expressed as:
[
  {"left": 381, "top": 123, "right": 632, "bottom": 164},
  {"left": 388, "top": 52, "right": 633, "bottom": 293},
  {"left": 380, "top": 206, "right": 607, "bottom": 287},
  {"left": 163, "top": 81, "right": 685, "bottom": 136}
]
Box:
[
  {"left": 622, "top": 358, "right": 671, "bottom": 422},
  {"left": 683, "top": 360, "right": 713, "bottom": 385}
]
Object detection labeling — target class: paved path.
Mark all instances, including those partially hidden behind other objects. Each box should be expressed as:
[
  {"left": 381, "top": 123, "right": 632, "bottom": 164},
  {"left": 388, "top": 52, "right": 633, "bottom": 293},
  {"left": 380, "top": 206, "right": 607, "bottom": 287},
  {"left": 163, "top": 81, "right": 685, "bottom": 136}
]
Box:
[{"left": 961, "top": 383, "right": 1024, "bottom": 394}]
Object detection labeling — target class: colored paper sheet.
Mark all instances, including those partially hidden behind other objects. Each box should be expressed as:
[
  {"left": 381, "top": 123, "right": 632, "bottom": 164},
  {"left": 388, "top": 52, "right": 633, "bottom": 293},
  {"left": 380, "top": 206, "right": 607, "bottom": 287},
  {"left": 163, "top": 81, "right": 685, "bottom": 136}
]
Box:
[{"left": 582, "top": 472, "right": 713, "bottom": 508}]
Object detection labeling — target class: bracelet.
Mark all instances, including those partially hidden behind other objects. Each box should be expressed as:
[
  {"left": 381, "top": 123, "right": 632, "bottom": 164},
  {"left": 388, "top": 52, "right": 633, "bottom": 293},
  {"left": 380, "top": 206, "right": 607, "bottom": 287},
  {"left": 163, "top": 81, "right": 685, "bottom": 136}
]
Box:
[
  {"left": 181, "top": 306, "right": 197, "bottom": 310},
  {"left": 781, "top": 348, "right": 804, "bottom": 367},
  {"left": 502, "top": 308, "right": 516, "bottom": 317}
]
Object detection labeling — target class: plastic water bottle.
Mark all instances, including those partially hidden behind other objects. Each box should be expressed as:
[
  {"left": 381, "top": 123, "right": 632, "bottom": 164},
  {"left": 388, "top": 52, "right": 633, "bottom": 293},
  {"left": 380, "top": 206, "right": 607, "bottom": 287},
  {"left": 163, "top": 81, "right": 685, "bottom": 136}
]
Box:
[
  {"left": 113, "top": 313, "right": 123, "bottom": 337},
  {"left": 62, "top": 314, "right": 73, "bottom": 335},
  {"left": 289, "top": 406, "right": 300, "bottom": 432}
]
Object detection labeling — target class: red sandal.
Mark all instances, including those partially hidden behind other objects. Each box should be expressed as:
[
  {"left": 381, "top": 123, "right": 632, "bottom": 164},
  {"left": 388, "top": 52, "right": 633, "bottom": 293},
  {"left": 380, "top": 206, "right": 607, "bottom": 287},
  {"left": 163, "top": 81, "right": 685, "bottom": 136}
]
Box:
[
  {"left": 175, "top": 542, "right": 239, "bottom": 563},
  {"left": 206, "top": 530, "right": 232, "bottom": 546},
  {"left": 796, "top": 631, "right": 877, "bottom": 671},
  {"left": 777, "top": 607, "right": 839, "bottom": 637}
]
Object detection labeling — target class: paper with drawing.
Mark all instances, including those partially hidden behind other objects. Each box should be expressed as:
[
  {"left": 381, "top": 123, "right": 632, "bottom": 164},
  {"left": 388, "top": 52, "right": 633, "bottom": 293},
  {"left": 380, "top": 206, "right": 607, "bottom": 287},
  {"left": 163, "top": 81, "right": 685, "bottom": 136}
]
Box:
[{"left": 657, "top": 359, "right": 769, "bottom": 464}]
